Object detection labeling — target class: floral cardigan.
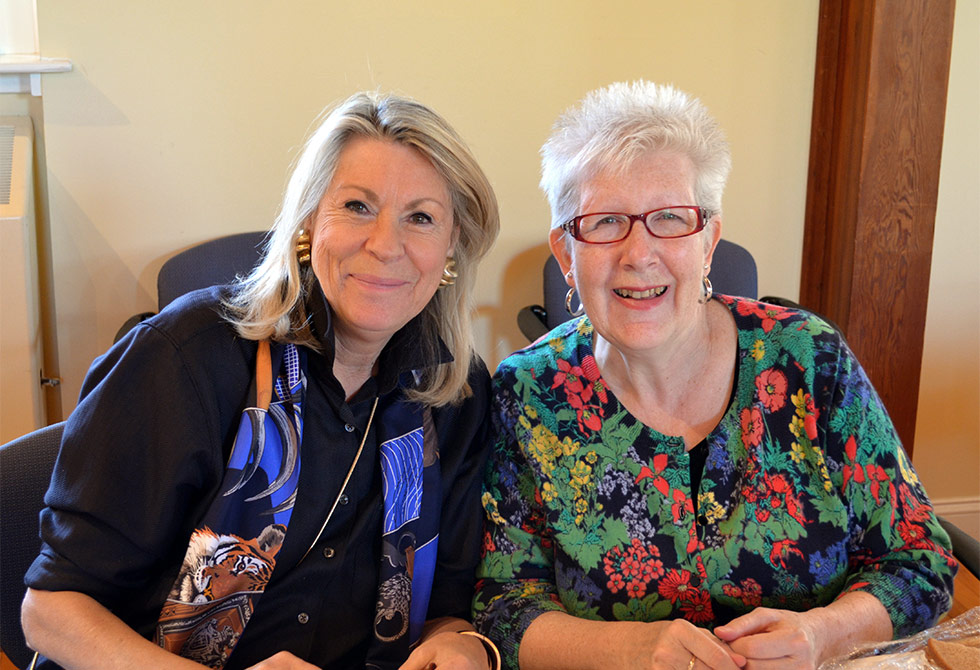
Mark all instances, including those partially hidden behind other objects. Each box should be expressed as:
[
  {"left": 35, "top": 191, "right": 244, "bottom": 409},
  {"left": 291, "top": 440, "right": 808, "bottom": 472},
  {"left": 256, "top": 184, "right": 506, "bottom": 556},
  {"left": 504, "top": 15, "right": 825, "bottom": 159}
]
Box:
[{"left": 473, "top": 296, "right": 955, "bottom": 669}]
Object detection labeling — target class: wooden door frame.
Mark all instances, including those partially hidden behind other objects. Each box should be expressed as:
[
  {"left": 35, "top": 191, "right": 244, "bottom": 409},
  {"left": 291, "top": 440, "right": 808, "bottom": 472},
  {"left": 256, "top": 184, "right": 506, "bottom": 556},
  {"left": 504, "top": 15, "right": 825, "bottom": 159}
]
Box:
[{"left": 801, "top": 0, "right": 956, "bottom": 455}]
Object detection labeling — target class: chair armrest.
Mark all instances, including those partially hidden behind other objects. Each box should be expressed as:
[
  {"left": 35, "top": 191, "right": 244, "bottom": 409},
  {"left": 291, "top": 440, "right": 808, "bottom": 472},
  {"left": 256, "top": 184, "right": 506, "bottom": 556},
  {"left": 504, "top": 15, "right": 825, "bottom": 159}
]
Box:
[{"left": 517, "top": 305, "right": 549, "bottom": 342}]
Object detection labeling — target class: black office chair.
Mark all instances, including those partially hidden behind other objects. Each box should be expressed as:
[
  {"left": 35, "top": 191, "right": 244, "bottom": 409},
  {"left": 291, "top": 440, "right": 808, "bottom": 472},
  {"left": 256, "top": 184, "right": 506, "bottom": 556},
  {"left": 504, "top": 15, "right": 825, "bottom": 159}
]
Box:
[
  {"left": 114, "top": 231, "right": 267, "bottom": 342},
  {"left": 0, "top": 422, "right": 64, "bottom": 669},
  {"left": 518, "top": 238, "right": 760, "bottom": 341}
]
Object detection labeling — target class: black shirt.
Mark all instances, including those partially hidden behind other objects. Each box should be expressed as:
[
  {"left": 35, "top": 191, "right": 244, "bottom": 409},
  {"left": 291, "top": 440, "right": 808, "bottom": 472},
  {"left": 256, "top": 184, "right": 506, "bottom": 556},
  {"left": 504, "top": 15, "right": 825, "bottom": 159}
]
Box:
[{"left": 26, "top": 284, "right": 492, "bottom": 669}]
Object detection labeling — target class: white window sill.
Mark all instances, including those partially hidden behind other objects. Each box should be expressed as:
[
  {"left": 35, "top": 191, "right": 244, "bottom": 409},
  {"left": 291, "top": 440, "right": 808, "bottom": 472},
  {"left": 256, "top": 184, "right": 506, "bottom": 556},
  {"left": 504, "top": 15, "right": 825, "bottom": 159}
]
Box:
[{"left": 0, "top": 55, "right": 72, "bottom": 96}]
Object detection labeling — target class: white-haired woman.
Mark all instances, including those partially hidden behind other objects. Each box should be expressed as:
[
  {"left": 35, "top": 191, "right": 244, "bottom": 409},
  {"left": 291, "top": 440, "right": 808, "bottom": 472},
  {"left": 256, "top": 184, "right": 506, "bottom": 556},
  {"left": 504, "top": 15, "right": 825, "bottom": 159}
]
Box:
[
  {"left": 473, "top": 81, "right": 954, "bottom": 670},
  {"left": 23, "top": 92, "right": 502, "bottom": 670}
]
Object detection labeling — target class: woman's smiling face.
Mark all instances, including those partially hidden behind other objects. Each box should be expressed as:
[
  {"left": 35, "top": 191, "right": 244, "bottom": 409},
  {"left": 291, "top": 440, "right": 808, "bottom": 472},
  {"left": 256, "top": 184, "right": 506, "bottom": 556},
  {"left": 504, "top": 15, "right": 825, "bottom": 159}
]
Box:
[
  {"left": 550, "top": 150, "right": 720, "bottom": 357},
  {"left": 307, "top": 136, "right": 455, "bottom": 352}
]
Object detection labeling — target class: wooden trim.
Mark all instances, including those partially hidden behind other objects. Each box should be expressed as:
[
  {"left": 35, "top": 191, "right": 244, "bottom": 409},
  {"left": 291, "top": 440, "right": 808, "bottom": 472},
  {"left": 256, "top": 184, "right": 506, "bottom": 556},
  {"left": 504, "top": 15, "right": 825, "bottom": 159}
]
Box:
[{"left": 802, "top": 0, "right": 955, "bottom": 455}]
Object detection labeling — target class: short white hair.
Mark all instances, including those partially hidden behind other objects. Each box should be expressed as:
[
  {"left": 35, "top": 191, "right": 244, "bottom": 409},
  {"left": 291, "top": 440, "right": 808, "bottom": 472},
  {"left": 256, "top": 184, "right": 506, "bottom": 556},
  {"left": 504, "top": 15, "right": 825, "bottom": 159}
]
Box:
[{"left": 540, "top": 81, "right": 732, "bottom": 229}]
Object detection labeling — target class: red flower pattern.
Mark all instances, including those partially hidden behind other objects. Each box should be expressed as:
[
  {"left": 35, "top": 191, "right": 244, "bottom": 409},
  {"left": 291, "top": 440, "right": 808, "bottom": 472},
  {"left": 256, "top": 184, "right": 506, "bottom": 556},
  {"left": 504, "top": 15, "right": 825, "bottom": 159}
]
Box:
[
  {"left": 756, "top": 368, "right": 788, "bottom": 412},
  {"left": 740, "top": 407, "right": 764, "bottom": 448},
  {"left": 722, "top": 578, "right": 763, "bottom": 608},
  {"left": 603, "top": 539, "right": 663, "bottom": 599},
  {"left": 679, "top": 589, "right": 714, "bottom": 623},
  {"left": 736, "top": 300, "right": 794, "bottom": 333},
  {"left": 658, "top": 569, "right": 694, "bottom": 603},
  {"left": 553, "top": 357, "right": 606, "bottom": 434}
]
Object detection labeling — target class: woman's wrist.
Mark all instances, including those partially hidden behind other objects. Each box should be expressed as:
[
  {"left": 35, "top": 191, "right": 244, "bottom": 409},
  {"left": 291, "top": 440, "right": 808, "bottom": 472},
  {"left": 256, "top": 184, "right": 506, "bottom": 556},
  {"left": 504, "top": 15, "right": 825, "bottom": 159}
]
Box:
[{"left": 458, "top": 630, "right": 501, "bottom": 670}]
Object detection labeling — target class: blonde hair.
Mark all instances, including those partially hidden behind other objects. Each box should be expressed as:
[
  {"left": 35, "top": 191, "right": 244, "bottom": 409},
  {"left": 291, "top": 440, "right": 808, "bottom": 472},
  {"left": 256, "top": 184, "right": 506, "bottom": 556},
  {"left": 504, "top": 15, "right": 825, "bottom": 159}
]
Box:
[
  {"left": 225, "top": 92, "right": 499, "bottom": 406},
  {"left": 540, "top": 81, "right": 731, "bottom": 229}
]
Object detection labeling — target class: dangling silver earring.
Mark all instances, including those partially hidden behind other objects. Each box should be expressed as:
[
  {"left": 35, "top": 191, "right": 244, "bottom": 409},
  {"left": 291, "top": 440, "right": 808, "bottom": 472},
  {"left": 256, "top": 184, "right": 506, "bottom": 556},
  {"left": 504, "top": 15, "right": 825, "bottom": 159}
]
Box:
[
  {"left": 565, "top": 287, "right": 585, "bottom": 317},
  {"left": 699, "top": 275, "right": 713, "bottom": 304}
]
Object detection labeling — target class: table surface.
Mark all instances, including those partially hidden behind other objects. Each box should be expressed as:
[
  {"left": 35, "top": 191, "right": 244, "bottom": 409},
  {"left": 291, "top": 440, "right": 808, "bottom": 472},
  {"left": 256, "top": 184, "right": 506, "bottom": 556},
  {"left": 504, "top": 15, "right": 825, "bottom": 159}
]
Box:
[{"left": 948, "top": 563, "right": 980, "bottom": 619}]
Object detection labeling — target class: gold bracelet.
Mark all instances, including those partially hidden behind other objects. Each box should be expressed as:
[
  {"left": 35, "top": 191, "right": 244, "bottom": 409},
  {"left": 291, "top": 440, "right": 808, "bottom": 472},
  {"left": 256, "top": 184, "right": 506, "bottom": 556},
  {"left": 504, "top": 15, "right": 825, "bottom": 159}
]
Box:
[{"left": 459, "top": 630, "right": 501, "bottom": 670}]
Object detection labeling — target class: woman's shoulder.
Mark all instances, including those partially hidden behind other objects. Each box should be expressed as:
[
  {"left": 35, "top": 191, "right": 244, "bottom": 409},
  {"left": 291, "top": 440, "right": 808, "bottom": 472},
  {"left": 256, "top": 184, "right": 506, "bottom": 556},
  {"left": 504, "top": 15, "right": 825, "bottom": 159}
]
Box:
[
  {"left": 143, "top": 285, "right": 239, "bottom": 343},
  {"left": 494, "top": 317, "right": 591, "bottom": 379},
  {"left": 90, "top": 285, "right": 256, "bottom": 394},
  {"left": 717, "top": 294, "right": 844, "bottom": 347}
]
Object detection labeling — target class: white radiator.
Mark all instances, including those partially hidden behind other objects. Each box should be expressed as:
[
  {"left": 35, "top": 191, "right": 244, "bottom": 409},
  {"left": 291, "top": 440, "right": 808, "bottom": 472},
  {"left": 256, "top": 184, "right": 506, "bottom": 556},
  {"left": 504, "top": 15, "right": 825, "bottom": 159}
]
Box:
[{"left": 0, "top": 115, "right": 46, "bottom": 442}]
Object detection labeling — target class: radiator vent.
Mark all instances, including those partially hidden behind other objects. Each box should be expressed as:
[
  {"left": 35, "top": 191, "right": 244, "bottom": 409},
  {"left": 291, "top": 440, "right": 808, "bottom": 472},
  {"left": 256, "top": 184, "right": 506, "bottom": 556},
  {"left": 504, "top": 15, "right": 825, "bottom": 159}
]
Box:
[
  {"left": 0, "top": 125, "right": 14, "bottom": 206},
  {"left": 0, "top": 116, "right": 46, "bottom": 441}
]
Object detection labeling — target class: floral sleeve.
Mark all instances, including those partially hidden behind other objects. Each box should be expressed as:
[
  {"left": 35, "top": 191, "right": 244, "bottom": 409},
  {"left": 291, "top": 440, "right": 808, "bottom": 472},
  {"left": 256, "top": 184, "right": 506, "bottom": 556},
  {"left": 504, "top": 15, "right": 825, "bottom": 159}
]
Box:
[
  {"left": 821, "top": 334, "right": 956, "bottom": 637},
  {"left": 472, "top": 373, "right": 567, "bottom": 668}
]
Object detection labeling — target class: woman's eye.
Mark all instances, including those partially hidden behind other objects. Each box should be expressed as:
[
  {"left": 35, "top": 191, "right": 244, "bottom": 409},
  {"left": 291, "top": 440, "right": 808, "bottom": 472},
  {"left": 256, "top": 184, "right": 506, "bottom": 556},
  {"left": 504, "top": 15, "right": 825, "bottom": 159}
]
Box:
[
  {"left": 409, "top": 212, "right": 434, "bottom": 225},
  {"left": 344, "top": 200, "right": 369, "bottom": 214}
]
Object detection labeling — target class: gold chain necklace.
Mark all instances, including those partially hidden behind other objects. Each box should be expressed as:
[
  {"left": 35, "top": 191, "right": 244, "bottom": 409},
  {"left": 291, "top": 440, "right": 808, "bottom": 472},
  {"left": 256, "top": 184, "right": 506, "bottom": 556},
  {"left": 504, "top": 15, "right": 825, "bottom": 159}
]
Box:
[{"left": 298, "top": 395, "right": 379, "bottom": 564}]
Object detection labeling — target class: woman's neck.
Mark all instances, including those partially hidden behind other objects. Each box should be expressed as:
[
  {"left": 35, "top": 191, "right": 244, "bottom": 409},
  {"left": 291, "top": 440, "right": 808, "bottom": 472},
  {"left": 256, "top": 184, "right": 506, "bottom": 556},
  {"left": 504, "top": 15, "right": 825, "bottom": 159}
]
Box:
[
  {"left": 594, "top": 300, "right": 737, "bottom": 447},
  {"left": 332, "top": 329, "right": 387, "bottom": 401}
]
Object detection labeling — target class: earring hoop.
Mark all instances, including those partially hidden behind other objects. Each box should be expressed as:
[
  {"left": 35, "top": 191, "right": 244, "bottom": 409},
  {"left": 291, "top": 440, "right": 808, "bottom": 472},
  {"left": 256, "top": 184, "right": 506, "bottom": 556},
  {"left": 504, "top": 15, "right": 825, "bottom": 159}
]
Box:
[
  {"left": 699, "top": 275, "right": 713, "bottom": 304},
  {"left": 565, "top": 287, "right": 585, "bottom": 317},
  {"left": 296, "top": 231, "right": 311, "bottom": 267},
  {"left": 439, "top": 258, "right": 458, "bottom": 287}
]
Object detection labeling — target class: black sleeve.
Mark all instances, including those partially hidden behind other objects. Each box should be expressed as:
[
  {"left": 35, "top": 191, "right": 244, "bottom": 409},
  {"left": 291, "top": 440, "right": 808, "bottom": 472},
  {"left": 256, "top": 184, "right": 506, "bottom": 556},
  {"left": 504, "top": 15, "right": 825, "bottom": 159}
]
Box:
[
  {"left": 25, "top": 290, "right": 253, "bottom": 629},
  {"left": 427, "top": 358, "right": 493, "bottom": 620}
]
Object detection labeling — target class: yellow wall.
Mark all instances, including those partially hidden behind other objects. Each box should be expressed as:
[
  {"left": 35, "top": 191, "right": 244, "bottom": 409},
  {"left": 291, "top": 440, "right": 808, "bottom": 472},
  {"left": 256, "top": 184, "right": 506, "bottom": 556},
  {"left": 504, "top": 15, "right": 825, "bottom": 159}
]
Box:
[
  {"left": 29, "top": 0, "right": 818, "bottom": 401},
  {"left": 5, "top": 2, "right": 975, "bottom": 511},
  {"left": 911, "top": 0, "right": 980, "bottom": 530}
]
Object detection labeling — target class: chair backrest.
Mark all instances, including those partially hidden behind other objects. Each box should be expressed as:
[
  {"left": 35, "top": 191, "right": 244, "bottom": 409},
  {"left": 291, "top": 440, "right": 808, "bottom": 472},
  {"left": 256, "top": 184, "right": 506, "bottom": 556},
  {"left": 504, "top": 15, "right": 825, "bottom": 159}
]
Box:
[
  {"left": 156, "top": 231, "right": 267, "bottom": 310},
  {"left": 541, "top": 237, "right": 758, "bottom": 331},
  {"left": 0, "top": 422, "right": 63, "bottom": 668},
  {"left": 937, "top": 515, "right": 980, "bottom": 579}
]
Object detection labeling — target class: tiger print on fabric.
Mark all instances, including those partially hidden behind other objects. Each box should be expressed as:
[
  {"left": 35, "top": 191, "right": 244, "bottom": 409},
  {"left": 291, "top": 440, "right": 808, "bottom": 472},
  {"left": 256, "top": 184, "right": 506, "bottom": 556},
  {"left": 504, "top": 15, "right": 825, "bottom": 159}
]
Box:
[{"left": 169, "top": 524, "right": 286, "bottom": 604}]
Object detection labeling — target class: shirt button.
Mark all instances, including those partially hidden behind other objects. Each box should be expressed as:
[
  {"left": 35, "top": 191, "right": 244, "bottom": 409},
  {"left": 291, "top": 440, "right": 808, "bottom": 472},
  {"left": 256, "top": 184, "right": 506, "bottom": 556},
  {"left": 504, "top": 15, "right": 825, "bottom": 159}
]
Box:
[
  {"left": 344, "top": 423, "right": 355, "bottom": 433},
  {"left": 297, "top": 612, "right": 309, "bottom": 624},
  {"left": 322, "top": 547, "right": 336, "bottom": 559},
  {"left": 339, "top": 494, "right": 349, "bottom": 505}
]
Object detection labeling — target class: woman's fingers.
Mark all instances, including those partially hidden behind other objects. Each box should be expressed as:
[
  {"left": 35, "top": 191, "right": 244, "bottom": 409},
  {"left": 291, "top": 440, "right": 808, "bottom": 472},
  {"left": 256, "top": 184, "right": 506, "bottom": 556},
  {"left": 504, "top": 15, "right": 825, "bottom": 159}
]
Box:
[
  {"left": 714, "top": 607, "right": 782, "bottom": 640},
  {"left": 713, "top": 609, "right": 819, "bottom": 670},
  {"left": 685, "top": 625, "right": 746, "bottom": 670},
  {"left": 245, "top": 650, "right": 321, "bottom": 669}
]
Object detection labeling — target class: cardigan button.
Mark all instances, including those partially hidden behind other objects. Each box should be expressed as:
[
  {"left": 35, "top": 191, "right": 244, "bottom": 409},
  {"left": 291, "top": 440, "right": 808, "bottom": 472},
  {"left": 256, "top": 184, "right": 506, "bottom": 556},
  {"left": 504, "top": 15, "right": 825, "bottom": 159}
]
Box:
[
  {"left": 297, "top": 612, "right": 310, "bottom": 624},
  {"left": 322, "top": 547, "right": 336, "bottom": 559},
  {"left": 339, "top": 494, "right": 349, "bottom": 505},
  {"left": 344, "top": 423, "right": 355, "bottom": 433}
]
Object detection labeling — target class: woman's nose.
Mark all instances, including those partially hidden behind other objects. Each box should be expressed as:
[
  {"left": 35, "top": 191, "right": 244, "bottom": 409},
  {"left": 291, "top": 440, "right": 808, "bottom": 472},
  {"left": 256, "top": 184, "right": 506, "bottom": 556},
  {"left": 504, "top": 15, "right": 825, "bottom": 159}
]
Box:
[
  {"left": 620, "top": 217, "right": 659, "bottom": 266},
  {"left": 364, "top": 215, "right": 404, "bottom": 260}
]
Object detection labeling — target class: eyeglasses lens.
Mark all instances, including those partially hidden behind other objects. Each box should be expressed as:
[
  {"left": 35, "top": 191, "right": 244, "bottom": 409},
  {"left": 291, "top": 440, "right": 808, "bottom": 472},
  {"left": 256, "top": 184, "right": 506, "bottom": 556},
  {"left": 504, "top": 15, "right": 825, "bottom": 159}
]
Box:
[{"left": 576, "top": 207, "right": 701, "bottom": 243}]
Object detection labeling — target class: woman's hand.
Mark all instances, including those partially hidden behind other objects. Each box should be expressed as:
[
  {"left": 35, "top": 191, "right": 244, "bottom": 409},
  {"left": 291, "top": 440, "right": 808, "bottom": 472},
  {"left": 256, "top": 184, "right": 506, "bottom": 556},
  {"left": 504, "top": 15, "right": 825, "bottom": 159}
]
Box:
[
  {"left": 715, "top": 593, "right": 893, "bottom": 669},
  {"left": 714, "top": 608, "right": 821, "bottom": 670},
  {"left": 245, "top": 651, "right": 321, "bottom": 669},
  {"left": 399, "top": 630, "right": 488, "bottom": 670},
  {"left": 518, "top": 612, "right": 745, "bottom": 670},
  {"left": 629, "top": 619, "right": 746, "bottom": 670}
]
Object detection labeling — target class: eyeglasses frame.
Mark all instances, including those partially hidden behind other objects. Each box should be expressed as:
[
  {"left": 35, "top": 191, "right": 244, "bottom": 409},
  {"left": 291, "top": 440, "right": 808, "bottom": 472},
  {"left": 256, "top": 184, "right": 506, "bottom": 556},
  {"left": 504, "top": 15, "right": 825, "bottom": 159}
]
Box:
[{"left": 560, "top": 205, "right": 712, "bottom": 244}]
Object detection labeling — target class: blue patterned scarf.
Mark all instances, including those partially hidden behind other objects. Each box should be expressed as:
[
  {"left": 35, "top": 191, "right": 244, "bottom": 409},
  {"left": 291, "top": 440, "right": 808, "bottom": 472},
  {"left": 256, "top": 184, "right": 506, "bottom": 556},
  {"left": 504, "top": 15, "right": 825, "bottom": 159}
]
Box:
[{"left": 155, "top": 342, "right": 440, "bottom": 669}]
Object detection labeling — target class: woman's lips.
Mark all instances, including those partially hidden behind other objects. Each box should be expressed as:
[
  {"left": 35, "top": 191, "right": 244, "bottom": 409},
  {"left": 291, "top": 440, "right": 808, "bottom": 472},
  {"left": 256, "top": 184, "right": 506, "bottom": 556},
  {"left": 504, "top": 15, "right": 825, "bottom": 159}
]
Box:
[
  {"left": 351, "top": 273, "right": 409, "bottom": 289},
  {"left": 613, "top": 285, "right": 668, "bottom": 299}
]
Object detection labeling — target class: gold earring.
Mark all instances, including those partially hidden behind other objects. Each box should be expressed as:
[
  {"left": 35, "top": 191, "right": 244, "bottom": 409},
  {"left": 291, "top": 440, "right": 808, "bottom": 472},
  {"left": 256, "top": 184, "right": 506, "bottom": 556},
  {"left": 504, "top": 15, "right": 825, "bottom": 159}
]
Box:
[
  {"left": 439, "top": 258, "right": 458, "bottom": 287},
  {"left": 296, "top": 231, "right": 311, "bottom": 267}
]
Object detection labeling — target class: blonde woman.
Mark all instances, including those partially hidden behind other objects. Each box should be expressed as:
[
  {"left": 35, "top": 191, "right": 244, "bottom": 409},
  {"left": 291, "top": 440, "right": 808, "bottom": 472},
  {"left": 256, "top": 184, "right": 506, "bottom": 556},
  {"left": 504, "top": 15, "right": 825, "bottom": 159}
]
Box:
[{"left": 24, "top": 92, "right": 501, "bottom": 670}]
